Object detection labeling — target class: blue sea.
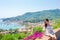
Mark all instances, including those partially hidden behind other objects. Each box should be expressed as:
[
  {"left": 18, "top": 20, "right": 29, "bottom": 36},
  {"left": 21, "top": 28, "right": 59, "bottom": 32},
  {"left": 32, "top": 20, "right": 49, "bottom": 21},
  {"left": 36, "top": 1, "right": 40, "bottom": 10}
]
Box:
[{"left": 0, "top": 22, "right": 25, "bottom": 30}]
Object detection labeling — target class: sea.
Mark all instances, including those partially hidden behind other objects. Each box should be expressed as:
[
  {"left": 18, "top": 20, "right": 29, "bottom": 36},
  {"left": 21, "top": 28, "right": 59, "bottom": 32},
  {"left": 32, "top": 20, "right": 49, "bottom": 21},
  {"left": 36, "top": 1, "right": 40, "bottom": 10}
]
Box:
[{"left": 0, "top": 21, "right": 25, "bottom": 30}]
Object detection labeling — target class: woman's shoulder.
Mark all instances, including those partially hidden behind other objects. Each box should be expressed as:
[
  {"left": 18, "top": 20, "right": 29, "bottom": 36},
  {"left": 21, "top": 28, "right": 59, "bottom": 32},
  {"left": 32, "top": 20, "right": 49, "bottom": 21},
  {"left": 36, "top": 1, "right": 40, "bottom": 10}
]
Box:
[{"left": 48, "top": 23, "right": 52, "bottom": 26}]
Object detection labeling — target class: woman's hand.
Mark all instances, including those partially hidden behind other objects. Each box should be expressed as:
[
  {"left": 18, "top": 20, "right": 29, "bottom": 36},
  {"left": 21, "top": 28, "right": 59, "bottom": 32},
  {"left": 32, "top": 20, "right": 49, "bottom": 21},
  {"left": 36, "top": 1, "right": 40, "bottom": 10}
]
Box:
[{"left": 48, "top": 34, "right": 57, "bottom": 40}]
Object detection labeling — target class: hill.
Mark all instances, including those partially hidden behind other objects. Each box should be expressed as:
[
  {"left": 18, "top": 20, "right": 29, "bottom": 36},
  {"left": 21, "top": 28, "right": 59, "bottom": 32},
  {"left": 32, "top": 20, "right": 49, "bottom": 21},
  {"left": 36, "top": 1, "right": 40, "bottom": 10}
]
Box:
[{"left": 2, "top": 9, "right": 60, "bottom": 23}]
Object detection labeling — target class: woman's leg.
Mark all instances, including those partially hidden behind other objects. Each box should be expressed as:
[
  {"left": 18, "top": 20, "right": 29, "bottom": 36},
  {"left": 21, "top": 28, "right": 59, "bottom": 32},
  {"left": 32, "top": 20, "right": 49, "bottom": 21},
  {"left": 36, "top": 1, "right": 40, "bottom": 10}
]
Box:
[
  {"left": 52, "top": 37, "right": 57, "bottom": 40},
  {"left": 49, "top": 34, "right": 57, "bottom": 40}
]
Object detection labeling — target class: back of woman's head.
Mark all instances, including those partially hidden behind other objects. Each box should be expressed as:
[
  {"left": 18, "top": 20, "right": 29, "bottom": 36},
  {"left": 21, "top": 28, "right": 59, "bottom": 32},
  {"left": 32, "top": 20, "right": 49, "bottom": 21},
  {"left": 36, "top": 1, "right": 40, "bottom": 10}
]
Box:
[
  {"left": 45, "top": 19, "right": 49, "bottom": 22},
  {"left": 45, "top": 19, "right": 49, "bottom": 27}
]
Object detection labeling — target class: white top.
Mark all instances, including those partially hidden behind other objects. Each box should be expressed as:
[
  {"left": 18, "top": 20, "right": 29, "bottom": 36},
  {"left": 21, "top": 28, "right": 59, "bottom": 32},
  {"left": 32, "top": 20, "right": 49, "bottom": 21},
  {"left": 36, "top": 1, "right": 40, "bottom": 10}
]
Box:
[{"left": 43, "top": 26, "right": 54, "bottom": 36}]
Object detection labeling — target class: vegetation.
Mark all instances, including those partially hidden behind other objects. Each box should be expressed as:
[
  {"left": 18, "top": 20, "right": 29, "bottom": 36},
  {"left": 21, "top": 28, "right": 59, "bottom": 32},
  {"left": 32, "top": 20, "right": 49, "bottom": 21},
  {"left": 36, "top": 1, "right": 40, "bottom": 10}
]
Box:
[
  {"left": 2, "top": 9, "right": 60, "bottom": 23},
  {"left": 33, "top": 26, "right": 43, "bottom": 33},
  {"left": 1, "top": 8, "right": 60, "bottom": 40},
  {"left": 0, "top": 20, "right": 60, "bottom": 40},
  {"left": 52, "top": 20, "right": 60, "bottom": 29},
  {"left": 1, "top": 34, "right": 18, "bottom": 40},
  {"left": 23, "top": 26, "right": 43, "bottom": 40},
  {"left": 0, "top": 26, "right": 43, "bottom": 40},
  {"left": 0, "top": 32, "right": 30, "bottom": 40}
]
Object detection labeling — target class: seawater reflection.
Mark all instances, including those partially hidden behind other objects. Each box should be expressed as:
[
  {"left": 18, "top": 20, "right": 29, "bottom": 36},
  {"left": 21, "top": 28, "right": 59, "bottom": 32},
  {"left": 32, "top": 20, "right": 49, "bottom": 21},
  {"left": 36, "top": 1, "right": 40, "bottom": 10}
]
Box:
[{"left": 0, "top": 22, "right": 25, "bottom": 30}]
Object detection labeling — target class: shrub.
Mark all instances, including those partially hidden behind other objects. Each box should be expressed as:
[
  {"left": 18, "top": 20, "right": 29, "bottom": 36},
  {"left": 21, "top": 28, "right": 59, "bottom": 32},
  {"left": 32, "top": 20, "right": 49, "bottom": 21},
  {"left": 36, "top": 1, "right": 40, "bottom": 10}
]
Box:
[
  {"left": 52, "top": 20, "right": 60, "bottom": 29},
  {"left": 0, "top": 34, "right": 3, "bottom": 40},
  {"left": 18, "top": 32, "right": 26, "bottom": 39},
  {"left": 26, "top": 32, "right": 31, "bottom": 36},
  {"left": 33, "top": 26, "right": 43, "bottom": 33},
  {"left": 1, "top": 34, "right": 18, "bottom": 40}
]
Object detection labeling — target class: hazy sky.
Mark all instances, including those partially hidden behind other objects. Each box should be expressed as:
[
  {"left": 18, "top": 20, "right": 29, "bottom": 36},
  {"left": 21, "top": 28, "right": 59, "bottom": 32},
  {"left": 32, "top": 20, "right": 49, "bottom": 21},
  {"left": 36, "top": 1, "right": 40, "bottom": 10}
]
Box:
[{"left": 0, "top": 0, "right": 60, "bottom": 18}]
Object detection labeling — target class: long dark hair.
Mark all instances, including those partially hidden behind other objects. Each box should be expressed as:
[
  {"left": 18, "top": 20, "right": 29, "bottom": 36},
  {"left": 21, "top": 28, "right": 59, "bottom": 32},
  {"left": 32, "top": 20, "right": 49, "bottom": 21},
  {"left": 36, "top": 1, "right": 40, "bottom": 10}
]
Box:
[{"left": 45, "top": 19, "right": 49, "bottom": 28}]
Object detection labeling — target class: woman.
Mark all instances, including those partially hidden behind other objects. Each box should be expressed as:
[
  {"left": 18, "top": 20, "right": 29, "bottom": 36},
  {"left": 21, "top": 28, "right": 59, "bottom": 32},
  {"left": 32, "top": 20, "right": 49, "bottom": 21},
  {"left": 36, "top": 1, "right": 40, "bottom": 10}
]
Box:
[{"left": 43, "top": 19, "right": 57, "bottom": 40}]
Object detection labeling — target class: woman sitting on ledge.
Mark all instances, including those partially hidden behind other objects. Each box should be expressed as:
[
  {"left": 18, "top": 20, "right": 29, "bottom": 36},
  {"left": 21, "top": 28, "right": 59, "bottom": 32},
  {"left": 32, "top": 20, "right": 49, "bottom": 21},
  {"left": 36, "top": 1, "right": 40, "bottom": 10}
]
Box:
[{"left": 43, "top": 19, "right": 57, "bottom": 40}]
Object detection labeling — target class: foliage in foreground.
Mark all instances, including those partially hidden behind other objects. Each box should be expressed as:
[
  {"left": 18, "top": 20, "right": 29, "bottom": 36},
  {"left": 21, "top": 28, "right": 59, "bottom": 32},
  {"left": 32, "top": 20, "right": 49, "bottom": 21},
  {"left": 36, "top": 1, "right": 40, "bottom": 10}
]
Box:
[
  {"left": 0, "top": 32, "right": 30, "bottom": 40},
  {"left": 52, "top": 20, "right": 60, "bottom": 29},
  {"left": 23, "top": 26, "right": 43, "bottom": 40},
  {"left": 0, "top": 26, "right": 43, "bottom": 40},
  {"left": 0, "top": 20, "right": 60, "bottom": 40},
  {"left": 33, "top": 26, "right": 43, "bottom": 33}
]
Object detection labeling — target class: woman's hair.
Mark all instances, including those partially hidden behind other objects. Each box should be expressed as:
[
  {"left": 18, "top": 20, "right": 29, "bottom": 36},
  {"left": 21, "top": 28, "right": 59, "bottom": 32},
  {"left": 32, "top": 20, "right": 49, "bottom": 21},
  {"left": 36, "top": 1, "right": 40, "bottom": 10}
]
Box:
[
  {"left": 45, "top": 19, "right": 49, "bottom": 28},
  {"left": 45, "top": 19, "right": 49, "bottom": 22}
]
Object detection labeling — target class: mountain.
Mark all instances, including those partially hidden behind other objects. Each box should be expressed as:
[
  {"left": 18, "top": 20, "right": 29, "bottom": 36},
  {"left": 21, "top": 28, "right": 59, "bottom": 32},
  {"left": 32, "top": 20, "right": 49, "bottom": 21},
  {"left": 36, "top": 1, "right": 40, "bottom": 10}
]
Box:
[{"left": 2, "top": 9, "right": 60, "bottom": 23}]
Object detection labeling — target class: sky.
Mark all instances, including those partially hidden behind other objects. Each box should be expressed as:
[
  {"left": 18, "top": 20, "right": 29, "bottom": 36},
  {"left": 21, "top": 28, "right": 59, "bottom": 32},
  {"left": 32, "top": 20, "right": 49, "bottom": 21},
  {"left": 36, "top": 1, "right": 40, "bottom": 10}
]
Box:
[{"left": 0, "top": 0, "right": 60, "bottom": 18}]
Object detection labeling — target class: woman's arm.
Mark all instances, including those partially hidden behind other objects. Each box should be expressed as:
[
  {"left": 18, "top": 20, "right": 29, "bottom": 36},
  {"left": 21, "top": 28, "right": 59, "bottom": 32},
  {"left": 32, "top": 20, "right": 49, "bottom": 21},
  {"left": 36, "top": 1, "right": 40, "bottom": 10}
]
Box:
[{"left": 42, "top": 25, "right": 46, "bottom": 34}]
